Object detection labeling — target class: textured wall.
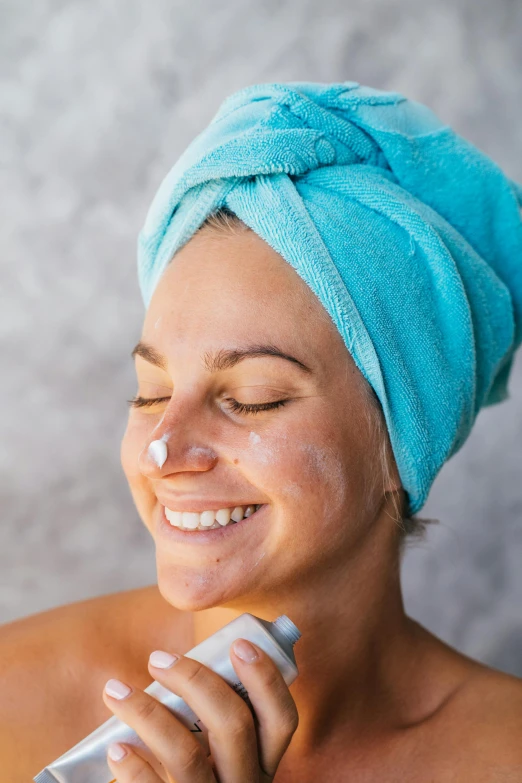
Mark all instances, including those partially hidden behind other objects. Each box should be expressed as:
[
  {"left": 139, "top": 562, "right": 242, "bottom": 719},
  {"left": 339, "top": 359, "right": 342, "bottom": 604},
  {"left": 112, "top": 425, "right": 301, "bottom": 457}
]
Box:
[{"left": 1, "top": 0, "right": 521, "bottom": 676}]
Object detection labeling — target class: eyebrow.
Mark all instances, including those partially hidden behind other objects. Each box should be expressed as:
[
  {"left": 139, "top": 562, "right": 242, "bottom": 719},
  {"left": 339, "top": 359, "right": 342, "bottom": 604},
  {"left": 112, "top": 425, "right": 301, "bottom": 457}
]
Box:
[{"left": 131, "top": 341, "right": 313, "bottom": 375}]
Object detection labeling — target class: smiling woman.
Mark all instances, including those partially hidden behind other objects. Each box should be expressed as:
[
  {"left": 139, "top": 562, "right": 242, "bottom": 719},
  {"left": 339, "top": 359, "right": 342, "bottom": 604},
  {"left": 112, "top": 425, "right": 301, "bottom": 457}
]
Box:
[
  {"left": 4, "top": 81, "right": 522, "bottom": 783},
  {"left": 128, "top": 208, "right": 426, "bottom": 543},
  {"left": 122, "top": 220, "right": 406, "bottom": 618}
]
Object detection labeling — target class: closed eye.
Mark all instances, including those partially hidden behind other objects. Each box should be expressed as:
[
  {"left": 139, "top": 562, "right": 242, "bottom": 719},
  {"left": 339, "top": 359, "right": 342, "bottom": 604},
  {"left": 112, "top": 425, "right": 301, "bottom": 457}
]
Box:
[{"left": 127, "top": 395, "right": 289, "bottom": 415}]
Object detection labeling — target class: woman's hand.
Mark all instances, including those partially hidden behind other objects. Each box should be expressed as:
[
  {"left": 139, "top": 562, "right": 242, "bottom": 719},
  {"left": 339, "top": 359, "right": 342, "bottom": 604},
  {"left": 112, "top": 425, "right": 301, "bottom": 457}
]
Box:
[{"left": 102, "top": 638, "right": 299, "bottom": 782}]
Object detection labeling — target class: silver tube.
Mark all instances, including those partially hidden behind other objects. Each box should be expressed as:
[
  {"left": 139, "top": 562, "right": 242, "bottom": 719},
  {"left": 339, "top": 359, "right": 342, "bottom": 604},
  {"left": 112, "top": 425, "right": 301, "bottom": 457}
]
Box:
[{"left": 34, "top": 613, "right": 301, "bottom": 783}]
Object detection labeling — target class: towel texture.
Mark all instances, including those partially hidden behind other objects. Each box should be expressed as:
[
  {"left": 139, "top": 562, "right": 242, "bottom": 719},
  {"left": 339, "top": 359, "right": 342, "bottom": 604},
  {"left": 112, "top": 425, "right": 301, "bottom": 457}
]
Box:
[{"left": 137, "top": 81, "right": 522, "bottom": 516}]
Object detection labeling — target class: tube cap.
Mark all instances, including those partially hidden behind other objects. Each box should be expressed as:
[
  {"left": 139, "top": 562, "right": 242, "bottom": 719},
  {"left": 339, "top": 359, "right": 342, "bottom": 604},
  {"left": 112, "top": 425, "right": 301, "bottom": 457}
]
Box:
[{"left": 272, "top": 615, "right": 301, "bottom": 646}]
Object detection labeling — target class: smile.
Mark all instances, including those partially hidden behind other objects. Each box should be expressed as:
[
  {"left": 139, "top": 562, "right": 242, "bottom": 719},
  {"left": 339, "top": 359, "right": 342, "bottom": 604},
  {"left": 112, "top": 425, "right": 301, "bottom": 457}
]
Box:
[
  {"left": 157, "top": 503, "right": 268, "bottom": 544},
  {"left": 164, "top": 504, "right": 261, "bottom": 531}
]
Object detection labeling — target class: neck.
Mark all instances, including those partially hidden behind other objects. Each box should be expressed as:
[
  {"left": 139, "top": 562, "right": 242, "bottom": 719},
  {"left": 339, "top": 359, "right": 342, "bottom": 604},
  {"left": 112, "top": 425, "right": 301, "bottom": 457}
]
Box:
[
  {"left": 190, "top": 522, "right": 433, "bottom": 756},
  {"left": 140, "top": 519, "right": 453, "bottom": 764}
]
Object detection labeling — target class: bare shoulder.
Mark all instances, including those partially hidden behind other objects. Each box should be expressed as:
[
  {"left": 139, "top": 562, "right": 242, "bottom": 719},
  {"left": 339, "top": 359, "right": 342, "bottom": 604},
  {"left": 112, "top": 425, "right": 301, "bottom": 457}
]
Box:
[
  {"left": 0, "top": 585, "right": 189, "bottom": 783},
  {"left": 458, "top": 663, "right": 522, "bottom": 739},
  {"left": 434, "top": 661, "right": 522, "bottom": 777}
]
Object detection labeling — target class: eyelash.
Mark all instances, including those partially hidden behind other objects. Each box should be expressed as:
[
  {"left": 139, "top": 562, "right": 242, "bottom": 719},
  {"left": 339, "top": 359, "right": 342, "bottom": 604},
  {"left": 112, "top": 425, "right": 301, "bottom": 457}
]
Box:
[{"left": 126, "top": 395, "right": 289, "bottom": 416}]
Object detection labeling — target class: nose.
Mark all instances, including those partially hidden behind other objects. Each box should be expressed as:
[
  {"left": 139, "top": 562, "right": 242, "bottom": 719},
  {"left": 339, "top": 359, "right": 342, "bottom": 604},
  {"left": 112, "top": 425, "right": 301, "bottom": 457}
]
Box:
[{"left": 137, "top": 399, "right": 218, "bottom": 478}]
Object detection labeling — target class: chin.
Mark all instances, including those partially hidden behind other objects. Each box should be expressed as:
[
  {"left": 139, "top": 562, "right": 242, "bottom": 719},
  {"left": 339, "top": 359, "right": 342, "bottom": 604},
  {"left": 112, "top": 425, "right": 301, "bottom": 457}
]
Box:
[{"left": 156, "top": 565, "right": 246, "bottom": 612}]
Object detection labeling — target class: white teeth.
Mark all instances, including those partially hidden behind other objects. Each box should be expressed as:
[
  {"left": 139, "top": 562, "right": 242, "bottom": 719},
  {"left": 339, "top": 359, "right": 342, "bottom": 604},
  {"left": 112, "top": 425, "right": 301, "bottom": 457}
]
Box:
[
  {"left": 199, "top": 510, "right": 215, "bottom": 527},
  {"left": 164, "top": 503, "right": 262, "bottom": 531},
  {"left": 165, "top": 509, "right": 182, "bottom": 526},
  {"left": 215, "top": 508, "right": 232, "bottom": 526},
  {"left": 181, "top": 512, "right": 200, "bottom": 530}
]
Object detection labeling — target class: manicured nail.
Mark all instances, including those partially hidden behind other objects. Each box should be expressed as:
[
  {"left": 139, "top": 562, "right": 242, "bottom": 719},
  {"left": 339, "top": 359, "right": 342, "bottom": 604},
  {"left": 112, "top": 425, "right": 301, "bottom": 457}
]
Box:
[
  {"left": 149, "top": 650, "right": 180, "bottom": 669},
  {"left": 232, "top": 638, "right": 259, "bottom": 663},
  {"left": 104, "top": 679, "right": 132, "bottom": 699},
  {"left": 108, "top": 742, "right": 127, "bottom": 761}
]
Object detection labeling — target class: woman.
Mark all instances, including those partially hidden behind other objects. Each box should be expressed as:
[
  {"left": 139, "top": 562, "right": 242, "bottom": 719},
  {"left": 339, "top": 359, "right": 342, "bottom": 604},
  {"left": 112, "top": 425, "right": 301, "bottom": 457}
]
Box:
[{"left": 3, "top": 81, "right": 522, "bottom": 782}]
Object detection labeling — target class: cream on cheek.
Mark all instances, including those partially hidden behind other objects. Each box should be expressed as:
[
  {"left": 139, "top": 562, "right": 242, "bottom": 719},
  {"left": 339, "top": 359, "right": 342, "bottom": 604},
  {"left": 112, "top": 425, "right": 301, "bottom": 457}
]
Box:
[
  {"left": 244, "top": 429, "right": 348, "bottom": 516},
  {"left": 246, "top": 429, "right": 291, "bottom": 475},
  {"left": 238, "top": 430, "right": 307, "bottom": 508},
  {"left": 300, "top": 443, "right": 348, "bottom": 518}
]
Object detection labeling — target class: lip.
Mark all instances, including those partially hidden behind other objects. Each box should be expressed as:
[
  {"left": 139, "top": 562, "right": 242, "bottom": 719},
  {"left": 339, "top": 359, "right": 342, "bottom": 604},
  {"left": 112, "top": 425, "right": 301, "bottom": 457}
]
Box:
[{"left": 156, "top": 503, "right": 269, "bottom": 545}]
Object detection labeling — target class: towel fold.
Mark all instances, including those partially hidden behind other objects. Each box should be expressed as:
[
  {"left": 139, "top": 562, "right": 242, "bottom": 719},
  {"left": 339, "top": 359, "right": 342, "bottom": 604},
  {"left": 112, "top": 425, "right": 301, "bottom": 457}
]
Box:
[{"left": 137, "top": 81, "right": 522, "bottom": 515}]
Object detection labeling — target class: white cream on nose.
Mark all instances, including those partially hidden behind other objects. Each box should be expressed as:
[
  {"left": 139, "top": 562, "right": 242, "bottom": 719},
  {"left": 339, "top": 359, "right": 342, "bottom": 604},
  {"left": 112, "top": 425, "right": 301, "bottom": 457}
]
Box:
[{"left": 148, "top": 433, "right": 169, "bottom": 468}]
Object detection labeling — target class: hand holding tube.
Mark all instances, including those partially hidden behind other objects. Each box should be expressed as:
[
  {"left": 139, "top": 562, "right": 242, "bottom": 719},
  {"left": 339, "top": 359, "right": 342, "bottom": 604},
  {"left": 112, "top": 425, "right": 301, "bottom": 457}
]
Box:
[{"left": 103, "top": 638, "right": 299, "bottom": 782}]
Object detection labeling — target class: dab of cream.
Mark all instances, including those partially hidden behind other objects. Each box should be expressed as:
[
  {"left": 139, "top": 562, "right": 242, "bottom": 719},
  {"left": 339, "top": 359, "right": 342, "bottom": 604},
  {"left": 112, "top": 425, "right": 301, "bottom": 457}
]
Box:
[
  {"left": 187, "top": 445, "right": 216, "bottom": 461},
  {"left": 247, "top": 429, "right": 286, "bottom": 465},
  {"left": 148, "top": 433, "right": 170, "bottom": 468},
  {"left": 300, "top": 443, "right": 346, "bottom": 513}
]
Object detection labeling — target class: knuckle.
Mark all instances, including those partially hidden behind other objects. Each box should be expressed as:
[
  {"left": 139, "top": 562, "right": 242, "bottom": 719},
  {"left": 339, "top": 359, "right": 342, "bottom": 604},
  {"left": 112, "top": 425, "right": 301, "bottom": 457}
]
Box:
[
  {"left": 126, "top": 764, "right": 153, "bottom": 783},
  {"left": 183, "top": 660, "right": 208, "bottom": 687},
  {"left": 280, "top": 701, "right": 300, "bottom": 735},
  {"left": 176, "top": 740, "right": 207, "bottom": 775},
  {"left": 262, "top": 663, "right": 283, "bottom": 691},
  {"left": 183, "top": 659, "right": 223, "bottom": 701},
  {"left": 226, "top": 703, "right": 255, "bottom": 741},
  {"left": 260, "top": 662, "right": 299, "bottom": 734},
  {"left": 134, "top": 696, "right": 160, "bottom": 722}
]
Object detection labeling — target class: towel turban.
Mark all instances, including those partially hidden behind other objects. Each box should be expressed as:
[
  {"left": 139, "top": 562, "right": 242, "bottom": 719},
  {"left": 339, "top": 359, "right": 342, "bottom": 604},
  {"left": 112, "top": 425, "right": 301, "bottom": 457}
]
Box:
[{"left": 137, "top": 81, "right": 522, "bottom": 516}]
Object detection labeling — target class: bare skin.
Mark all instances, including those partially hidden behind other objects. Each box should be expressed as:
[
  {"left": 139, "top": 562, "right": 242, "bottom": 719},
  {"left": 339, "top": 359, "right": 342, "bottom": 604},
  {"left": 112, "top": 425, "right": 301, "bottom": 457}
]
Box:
[
  {"left": 2, "top": 585, "right": 522, "bottom": 782},
  {"left": 2, "top": 226, "right": 522, "bottom": 781}
]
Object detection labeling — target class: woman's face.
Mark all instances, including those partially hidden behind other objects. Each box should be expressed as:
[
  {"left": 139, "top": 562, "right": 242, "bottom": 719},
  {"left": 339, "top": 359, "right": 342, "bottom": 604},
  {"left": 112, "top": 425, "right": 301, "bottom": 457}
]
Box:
[{"left": 121, "top": 226, "right": 396, "bottom": 611}]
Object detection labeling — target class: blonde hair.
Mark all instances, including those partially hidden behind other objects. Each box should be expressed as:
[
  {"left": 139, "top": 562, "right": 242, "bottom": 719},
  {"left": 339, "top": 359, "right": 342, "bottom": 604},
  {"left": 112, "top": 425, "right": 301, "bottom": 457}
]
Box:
[
  {"left": 360, "top": 378, "right": 439, "bottom": 548},
  {"left": 198, "top": 207, "right": 439, "bottom": 545}
]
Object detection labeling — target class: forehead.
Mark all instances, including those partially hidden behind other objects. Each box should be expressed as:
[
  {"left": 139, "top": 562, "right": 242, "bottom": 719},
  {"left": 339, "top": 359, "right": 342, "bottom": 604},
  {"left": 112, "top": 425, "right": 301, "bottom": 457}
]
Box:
[
  {"left": 149, "top": 228, "right": 315, "bottom": 308},
  {"left": 143, "top": 228, "right": 342, "bottom": 360}
]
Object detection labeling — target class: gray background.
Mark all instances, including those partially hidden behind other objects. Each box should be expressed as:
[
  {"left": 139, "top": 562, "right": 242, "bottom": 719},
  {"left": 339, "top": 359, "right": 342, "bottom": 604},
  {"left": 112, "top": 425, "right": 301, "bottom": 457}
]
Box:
[{"left": 2, "top": 0, "right": 521, "bottom": 676}]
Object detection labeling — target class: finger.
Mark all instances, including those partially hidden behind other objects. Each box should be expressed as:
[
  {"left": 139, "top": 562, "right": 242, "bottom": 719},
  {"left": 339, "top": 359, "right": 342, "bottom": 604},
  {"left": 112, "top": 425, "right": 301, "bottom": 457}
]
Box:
[
  {"left": 106, "top": 740, "right": 163, "bottom": 783},
  {"left": 147, "top": 651, "right": 259, "bottom": 783},
  {"left": 102, "top": 677, "right": 215, "bottom": 783},
  {"left": 229, "top": 639, "right": 299, "bottom": 778}
]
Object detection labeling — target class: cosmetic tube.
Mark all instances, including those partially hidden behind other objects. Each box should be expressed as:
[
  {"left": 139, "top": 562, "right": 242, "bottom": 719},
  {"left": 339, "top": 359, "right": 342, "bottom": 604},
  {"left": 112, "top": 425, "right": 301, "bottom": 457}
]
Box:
[{"left": 33, "top": 613, "right": 301, "bottom": 783}]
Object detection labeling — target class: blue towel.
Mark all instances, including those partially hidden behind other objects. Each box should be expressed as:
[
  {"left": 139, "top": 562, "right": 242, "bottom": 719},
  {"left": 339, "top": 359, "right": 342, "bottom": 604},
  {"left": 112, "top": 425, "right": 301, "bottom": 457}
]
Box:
[{"left": 137, "top": 81, "right": 522, "bottom": 516}]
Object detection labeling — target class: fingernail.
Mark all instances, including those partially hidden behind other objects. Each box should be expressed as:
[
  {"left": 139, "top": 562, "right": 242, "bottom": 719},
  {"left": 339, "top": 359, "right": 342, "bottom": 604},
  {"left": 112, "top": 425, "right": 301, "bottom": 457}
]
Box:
[
  {"left": 232, "top": 638, "right": 259, "bottom": 663},
  {"left": 108, "top": 742, "right": 127, "bottom": 761},
  {"left": 149, "top": 650, "right": 181, "bottom": 669},
  {"left": 104, "top": 678, "right": 132, "bottom": 699}
]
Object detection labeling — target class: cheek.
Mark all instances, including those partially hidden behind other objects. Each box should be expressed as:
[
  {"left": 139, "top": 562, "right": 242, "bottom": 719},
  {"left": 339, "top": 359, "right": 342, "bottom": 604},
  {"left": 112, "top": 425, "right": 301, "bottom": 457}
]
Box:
[
  {"left": 120, "top": 419, "right": 155, "bottom": 519},
  {"left": 241, "top": 426, "right": 353, "bottom": 515},
  {"left": 240, "top": 428, "right": 307, "bottom": 500},
  {"left": 241, "top": 418, "right": 371, "bottom": 547},
  {"left": 120, "top": 420, "right": 141, "bottom": 481},
  {"left": 121, "top": 414, "right": 158, "bottom": 477},
  {"left": 298, "top": 443, "right": 349, "bottom": 517}
]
